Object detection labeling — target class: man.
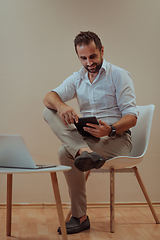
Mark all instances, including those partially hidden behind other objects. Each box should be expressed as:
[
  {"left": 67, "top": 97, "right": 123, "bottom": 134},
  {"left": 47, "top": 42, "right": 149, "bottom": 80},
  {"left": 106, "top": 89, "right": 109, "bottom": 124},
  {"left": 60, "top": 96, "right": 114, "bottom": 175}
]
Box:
[{"left": 43, "top": 31, "right": 138, "bottom": 234}]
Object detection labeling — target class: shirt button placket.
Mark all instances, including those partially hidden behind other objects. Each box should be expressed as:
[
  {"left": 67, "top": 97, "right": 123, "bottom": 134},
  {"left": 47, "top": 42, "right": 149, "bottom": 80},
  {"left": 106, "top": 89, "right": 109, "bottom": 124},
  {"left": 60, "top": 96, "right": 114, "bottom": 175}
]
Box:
[{"left": 90, "top": 85, "right": 94, "bottom": 115}]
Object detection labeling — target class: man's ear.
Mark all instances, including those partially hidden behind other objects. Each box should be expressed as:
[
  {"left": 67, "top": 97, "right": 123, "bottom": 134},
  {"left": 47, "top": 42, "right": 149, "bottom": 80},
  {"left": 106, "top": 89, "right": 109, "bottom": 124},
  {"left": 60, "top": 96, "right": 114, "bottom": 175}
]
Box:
[{"left": 101, "top": 46, "right": 104, "bottom": 56}]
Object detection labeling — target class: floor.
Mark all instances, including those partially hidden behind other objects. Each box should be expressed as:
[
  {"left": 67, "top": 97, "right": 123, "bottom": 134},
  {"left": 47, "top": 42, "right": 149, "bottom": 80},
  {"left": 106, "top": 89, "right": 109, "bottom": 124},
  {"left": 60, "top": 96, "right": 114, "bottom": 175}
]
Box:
[{"left": 0, "top": 205, "right": 160, "bottom": 240}]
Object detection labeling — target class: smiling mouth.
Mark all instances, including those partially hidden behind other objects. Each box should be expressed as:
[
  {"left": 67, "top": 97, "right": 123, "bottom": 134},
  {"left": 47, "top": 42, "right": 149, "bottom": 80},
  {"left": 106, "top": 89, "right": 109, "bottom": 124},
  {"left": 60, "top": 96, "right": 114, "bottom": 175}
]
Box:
[
  {"left": 85, "top": 63, "right": 100, "bottom": 73},
  {"left": 88, "top": 64, "right": 96, "bottom": 69}
]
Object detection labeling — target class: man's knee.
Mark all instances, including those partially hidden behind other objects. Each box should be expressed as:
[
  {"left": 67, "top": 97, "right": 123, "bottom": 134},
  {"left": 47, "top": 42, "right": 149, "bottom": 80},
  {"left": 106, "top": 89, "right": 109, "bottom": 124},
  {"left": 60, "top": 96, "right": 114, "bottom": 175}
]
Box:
[
  {"left": 43, "top": 107, "right": 57, "bottom": 123},
  {"left": 58, "top": 145, "right": 74, "bottom": 165}
]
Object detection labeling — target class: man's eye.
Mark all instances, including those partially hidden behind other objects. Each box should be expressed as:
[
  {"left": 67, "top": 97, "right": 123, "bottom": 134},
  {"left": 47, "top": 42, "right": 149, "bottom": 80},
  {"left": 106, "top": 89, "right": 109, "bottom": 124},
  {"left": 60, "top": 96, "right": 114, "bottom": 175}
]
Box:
[{"left": 90, "top": 55, "right": 96, "bottom": 59}]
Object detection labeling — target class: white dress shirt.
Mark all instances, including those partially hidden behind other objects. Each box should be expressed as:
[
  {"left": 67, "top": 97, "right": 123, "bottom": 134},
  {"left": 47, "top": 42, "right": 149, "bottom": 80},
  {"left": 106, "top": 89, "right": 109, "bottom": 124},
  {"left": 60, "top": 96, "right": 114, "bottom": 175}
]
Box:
[{"left": 52, "top": 60, "right": 138, "bottom": 125}]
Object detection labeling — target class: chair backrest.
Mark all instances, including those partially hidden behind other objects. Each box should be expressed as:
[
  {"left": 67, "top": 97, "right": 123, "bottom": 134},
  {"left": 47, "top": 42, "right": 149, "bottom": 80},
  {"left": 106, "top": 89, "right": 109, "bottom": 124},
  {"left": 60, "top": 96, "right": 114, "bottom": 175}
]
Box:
[{"left": 129, "top": 105, "right": 155, "bottom": 157}]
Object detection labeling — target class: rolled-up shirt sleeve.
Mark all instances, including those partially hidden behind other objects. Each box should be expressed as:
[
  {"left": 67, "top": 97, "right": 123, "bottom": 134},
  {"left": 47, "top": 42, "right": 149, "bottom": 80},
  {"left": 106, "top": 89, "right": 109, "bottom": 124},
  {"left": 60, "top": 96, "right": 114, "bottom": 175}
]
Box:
[
  {"left": 51, "top": 73, "right": 77, "bottom": 102},
  {"left": 114, "top": 70, "right": 139, "bottom": 118}
]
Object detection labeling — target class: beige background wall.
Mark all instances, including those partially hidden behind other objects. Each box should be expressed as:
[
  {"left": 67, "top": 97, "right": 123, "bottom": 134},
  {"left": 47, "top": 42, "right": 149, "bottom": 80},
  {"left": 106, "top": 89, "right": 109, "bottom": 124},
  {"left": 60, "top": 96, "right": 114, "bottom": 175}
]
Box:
[{"left": 0, "top": 0, "right": 160, "bottom": 205}]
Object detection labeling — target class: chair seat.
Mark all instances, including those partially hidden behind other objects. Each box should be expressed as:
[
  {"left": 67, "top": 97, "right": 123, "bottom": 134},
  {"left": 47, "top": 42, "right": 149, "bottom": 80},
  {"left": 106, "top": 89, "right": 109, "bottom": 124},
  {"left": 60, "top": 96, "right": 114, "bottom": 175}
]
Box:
[{"left": 99, "top": 155, "right": 143, "bottom": 170}]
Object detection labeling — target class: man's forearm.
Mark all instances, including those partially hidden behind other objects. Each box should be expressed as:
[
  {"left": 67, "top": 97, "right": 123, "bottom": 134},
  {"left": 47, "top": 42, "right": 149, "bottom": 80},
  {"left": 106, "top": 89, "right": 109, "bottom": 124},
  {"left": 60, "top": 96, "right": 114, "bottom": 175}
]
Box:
[
  {"left": 43, "top": 91, "right": 64, "bottom": 110},
  {"left": 43, "top": 91, "right": 79, "bottom": 125},
  {"left": 113, "top": 114, "right": 137, "bottom": 133}
]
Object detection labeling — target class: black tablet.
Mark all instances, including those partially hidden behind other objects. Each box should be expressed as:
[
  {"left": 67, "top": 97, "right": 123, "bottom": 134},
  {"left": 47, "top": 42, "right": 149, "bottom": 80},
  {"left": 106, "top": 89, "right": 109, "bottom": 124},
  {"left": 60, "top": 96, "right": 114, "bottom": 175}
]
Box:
[{"left": 74, "top": 116, "right": 99, "bottom": 137}]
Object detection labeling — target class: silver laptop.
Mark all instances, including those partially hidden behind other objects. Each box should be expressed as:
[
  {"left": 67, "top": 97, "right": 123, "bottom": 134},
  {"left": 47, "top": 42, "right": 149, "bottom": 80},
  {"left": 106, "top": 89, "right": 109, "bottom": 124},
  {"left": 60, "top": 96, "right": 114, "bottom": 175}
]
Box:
[{"left": 0, "top": 135, "right": 56, "bottom": 169}]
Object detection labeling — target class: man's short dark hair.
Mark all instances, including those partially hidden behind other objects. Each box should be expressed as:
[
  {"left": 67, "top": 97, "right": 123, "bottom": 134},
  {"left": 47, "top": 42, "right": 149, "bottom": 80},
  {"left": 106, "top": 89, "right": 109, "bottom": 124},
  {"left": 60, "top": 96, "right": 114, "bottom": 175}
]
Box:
[{"left": 74, "top": 31, "right": 102, "bottom": 54}]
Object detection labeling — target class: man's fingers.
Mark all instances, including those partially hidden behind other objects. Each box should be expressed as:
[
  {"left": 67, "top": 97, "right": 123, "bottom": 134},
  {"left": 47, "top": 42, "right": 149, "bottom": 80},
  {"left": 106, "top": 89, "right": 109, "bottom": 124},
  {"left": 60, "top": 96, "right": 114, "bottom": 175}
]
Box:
[
  {"left": 84, "top": 126, "right": 97, "bottom": 133},
  {"left": 61, "top": 112, "right": 79, "bottom": 125},
  {"left": 61, "top": 115, "right": 68, "bottom": 126},
  {"left": 67, "top": 112, "right": 74, "bottom": 124},
  {"left": 86, "top": 123, "right": 99, "bottom": 129},
  {"left": 83, "top": 127, "right": 100, "bottom": 137},
  {"left": 59, "top": 107, "right": 79, "bottom": 125},
  {"left": 72, "top": 113, "right": 79, "bottom": 123}
]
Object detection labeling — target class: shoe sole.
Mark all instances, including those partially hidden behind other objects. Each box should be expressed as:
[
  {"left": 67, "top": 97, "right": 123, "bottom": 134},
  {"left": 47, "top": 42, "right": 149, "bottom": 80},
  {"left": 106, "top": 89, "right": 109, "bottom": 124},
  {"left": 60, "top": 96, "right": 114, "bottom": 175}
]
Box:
[{"left": 66, "top": 224, "right": 90, "bottom": 234}]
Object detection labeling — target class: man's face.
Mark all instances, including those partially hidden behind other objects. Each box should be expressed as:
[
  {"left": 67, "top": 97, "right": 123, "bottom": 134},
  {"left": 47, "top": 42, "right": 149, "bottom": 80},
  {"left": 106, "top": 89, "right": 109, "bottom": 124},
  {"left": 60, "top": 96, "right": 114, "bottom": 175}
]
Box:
[{"left": 76, "top": 41, "right": 104, "bottom": 74}]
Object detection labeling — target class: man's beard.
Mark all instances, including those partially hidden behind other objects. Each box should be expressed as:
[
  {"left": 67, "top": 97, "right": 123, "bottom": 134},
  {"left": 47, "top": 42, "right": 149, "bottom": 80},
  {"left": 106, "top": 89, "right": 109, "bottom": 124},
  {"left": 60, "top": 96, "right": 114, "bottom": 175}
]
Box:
[{"left": 85, "top": 59, "right": 103, "bottom": 74}]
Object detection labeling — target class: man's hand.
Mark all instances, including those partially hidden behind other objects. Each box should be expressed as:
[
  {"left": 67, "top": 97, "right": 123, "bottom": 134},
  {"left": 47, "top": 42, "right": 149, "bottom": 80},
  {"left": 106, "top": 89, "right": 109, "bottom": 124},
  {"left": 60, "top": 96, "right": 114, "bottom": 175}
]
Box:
[
  {"left": 83, "top": 120, "right": 111, "bottom": 137},
  {"left": 83, "top": 114, "right": 137, "bottom": 137},
  {"left": 43, "top": 91, "right": 79, "bottom": 126},
  {"left": 57, "top": 103, "right": 79, "bottom": 125}
]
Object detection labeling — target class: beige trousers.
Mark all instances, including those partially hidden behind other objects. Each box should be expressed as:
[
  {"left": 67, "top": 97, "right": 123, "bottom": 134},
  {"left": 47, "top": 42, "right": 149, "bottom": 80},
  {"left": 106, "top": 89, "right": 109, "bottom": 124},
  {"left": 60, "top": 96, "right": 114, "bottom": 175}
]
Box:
[{"left": 43, "top": 108, "right": 132, "bottom": 218}]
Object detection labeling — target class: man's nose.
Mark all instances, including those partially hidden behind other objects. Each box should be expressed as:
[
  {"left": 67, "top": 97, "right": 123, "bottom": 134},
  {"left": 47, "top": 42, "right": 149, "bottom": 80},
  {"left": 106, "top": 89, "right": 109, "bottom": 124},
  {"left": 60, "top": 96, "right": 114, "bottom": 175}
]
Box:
[{"left": 86, "top": 58, "right": 92, "bottom": 66}]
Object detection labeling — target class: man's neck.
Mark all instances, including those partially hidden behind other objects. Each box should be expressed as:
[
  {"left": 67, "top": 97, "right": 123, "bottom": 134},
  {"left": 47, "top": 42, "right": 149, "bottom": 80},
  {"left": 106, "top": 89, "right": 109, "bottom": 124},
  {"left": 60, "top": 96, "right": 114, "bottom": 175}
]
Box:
[{"left": 88, "top": 72, "right": 99, "bottom": 83}]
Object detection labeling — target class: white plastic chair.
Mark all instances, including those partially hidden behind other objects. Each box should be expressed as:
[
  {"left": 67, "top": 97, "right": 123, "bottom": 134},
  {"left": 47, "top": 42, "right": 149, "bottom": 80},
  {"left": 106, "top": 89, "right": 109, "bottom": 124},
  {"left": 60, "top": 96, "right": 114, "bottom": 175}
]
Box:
[
  {"left": 66, "top": 105, "right": 160, "bottom": 232},
  {"left": 98, "top": 105, "right": 155, "bottom": 170}
]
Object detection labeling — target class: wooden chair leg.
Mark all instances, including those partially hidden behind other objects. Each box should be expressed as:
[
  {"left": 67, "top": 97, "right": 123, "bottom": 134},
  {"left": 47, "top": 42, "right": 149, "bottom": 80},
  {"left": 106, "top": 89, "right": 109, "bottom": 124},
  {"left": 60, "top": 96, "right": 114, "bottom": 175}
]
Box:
[
  {"left": 133, "top": 166, "right": 160, "bottom": 224},
  {"left": 7, "top": 174, "right": 13, "bottom": 236},
  {"left": 110, "top": 168, "right": 115, "bottom": 233},
  {"left": 65, "top": 170, "right": 91, "bottom": 223},
  {"left": 50, "top": 172, "right": 68, "bottom": 240}
]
